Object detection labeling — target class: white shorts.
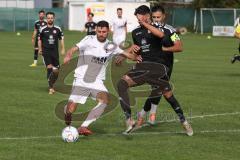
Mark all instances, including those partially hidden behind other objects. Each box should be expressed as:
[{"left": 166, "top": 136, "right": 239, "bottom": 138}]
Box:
[
  {"left": 113, "top": 35, "right": 126, "bottom": 46},
  {"left": 69, "top": 78, "right": 108, "bottom": 104}
]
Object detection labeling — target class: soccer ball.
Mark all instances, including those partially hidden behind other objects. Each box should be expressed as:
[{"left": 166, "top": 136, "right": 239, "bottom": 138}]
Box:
[{"left": 61, "top": 126, "right": 79, "bottom": 142}]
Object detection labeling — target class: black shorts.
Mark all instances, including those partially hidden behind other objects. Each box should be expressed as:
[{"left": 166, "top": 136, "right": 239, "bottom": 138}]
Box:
[
  {"left": 126, "top": 62, "right": 171, "bottom": 92},
  {"left": 42, "top": 53, "right": 59, "bottom": 67}
]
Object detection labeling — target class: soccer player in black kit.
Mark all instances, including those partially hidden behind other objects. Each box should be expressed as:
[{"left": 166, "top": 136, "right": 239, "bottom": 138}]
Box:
[
  {"left": 30, "top": 10, "right": 47, "bottom": 67},
  {"left": 117, "top": 5, "right": 193, "bottom": 136},
  {"left": 38, "top": 12, "right": 65, "bottom": 94},
  {"left": 84, "top": 13, "right": 97, "bottom": 35}
]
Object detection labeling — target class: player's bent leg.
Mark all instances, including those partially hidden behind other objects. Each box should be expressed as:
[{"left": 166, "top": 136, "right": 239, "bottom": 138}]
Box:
[
  {"left": 117, "top": 75, "right": 137, "bottom": 134},
  {"left": 49, "top": 67, "right": 59, "bottom": 90},
  {"left": 46, "top": 64, "right": 55, "bottom": 94},
  {"left": 78, "top": 92, "right": 108, "bottom": 136},
  {"left": 163, "top": 91, "right": 193, "bottom": 136},
  {"left": 64, "top": 101, "right": 78, "bottom": 126},
  {"left": 29, "top": 49, "right": 38, "bottom": 67}
]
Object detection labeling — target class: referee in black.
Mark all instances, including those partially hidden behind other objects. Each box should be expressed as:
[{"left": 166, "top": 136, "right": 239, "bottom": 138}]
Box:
[
  {"left": 38, "top": 12, "right": 65, "bottom": 94},
  {"left": 30, "top": 10, "right": 47, "bottom": 67},
  {"left": 117, "top": 5, "right": 193, "bottom": 136},
  {"left": 84, "top": 12, "right": 97, "bottom": 35}
]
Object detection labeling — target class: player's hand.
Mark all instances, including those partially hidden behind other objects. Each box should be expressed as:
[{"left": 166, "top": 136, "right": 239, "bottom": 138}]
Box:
[
  {"left": 64, "top": 53, "right": 71, "bottom": 64},
  {"left": 38, "top": 50, "right": 42, "bottom": 55},
  {"left": 61, "top": 49, "right": 65, "bottom": 56},
  {"left": 136, "top": 55, "right": 142, "bottom": 63},
  {"left": 138, "top": 19, "right": 148, "bottom": 27},
  {"left": 131, "top": 44, "right": 141, "bottom": 53},
  {"left": 162, "top": 46, "right": 168, "bottom": 52},
  {"left": 115, "top": 55, "right": 126, "bottom": 66},
  {"left": 31, "top": 38, "right": 35, "bottom": 46}
]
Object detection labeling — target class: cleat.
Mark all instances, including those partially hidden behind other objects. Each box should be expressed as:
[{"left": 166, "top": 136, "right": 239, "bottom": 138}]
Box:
[
  {"left": 123, "top": 118, "right": 136, "bottom": 134},
  {"left": 148, "top": 113, "right": 156, "bottom": 125},
  {"left": 182, "top": 120, "right": 193, "bottom": 136},
  {"left": 231, "top": 54, "right": 240, "bottom": 63},
  {"left": 29, "top": 63, "right": 37, "bottom": 67},
  {"left": 64, "top": 113, "right": 72, "bottom": 126},
  {"left": 78, "top": 127, "right": 93, "bottom": 136},
  {"left": 49, "top": 88, "right": 55, "bottom": 94},
  {"left": 137, "top": 113, "right": 144, "bottom": 127}
]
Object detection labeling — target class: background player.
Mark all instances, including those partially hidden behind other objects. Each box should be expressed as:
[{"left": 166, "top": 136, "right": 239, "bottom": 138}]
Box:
[
  {"left": 111, "top": 8, "right": 127, "bottom": 46},
  {"left": 138, "top": 5, "right": 183, "bottom": 126},
  {"left": 231, "top": 15, "right": 240, "bottom": 63},
  {"left": 84, "top": 12, "right": 97, "bottom": 35},
  {"left": 30, "top": 10, "right": 47, "bottom": 67},
  {"left": 64, "top": 21, "right": 140, "bottom": 136},
  {"left": 38, "top": 12, "right": 65, "bottom": 94}
]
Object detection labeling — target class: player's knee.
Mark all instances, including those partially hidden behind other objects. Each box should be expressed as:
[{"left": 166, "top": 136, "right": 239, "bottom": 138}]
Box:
[
  {"left": 67, "top": 102, "right": 77, "bottom": 113},
  {"left": 47, "top": 64, "right": 53, "bottom": 69},
  {"left": 52, "top": 67, "right": 59, "bottom": 75},
  {"left": 163, "top": 91, "right": 173, "bottom": 99},
  {"left": 117, "top": 79, "right": 129, "bottom": 93},
  {"left": 98, "top": 95, "right": 109, "bottom": 104}
]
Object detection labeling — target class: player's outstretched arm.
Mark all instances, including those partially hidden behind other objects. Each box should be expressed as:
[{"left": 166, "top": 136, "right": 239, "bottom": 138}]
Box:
[
  {"left": 121, "top": 47, "right": 142, "bottom": 62},
  {"left": 140, "top": 20, "right": 164, "bottom": 38},
  {"left": 38, "top": 39, "right": 42, "bottom": 55},
  {"left": 31, "top": 29, "right": 37, "bottom": 47},
  {"left": 64, "top": 46, "right": 79, "bottom": 64},
  {"left": 60, "top": 39, "right": 65, "bottom": 56}
]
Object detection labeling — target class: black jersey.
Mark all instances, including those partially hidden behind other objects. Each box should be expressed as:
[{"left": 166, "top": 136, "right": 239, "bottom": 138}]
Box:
[
  {"left": 159, "top": 23, "right": 180, "bottom": 69},
  {"left": 132, "top": 25, "right": 165, "bottom": 64},
  {"left": 39, "top": 25, "right": 64, "bottom": 55},
  {"left": 34, "top": 20, "right": 47, "bottom": 35},
  {"left": 85, "top": 22, "right": 97, "bottom": 35}
]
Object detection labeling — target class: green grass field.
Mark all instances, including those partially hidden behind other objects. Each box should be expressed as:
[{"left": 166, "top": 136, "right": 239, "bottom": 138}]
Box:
[{"left": 0, "top": 31, "right": 240, "bottom": 160}]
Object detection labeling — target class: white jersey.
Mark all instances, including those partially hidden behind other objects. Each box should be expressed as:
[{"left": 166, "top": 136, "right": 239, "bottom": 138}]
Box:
[
  {"left": 74, "top": 35, "right": 123, "bottom": 81},
  {"left": 111, "top": 17, "right": 127, "bottom": 37},
  {"left": 234, "top": 17, "right": 240, "bottom": 27}
]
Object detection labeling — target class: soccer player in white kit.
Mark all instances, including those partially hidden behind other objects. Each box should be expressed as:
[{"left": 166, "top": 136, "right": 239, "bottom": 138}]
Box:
[
  {"left": 63, "top": 20, "right": 141, "bottom": 136},
  {"left": 111, "top": 8, "right": 127, "bottom": 46}
]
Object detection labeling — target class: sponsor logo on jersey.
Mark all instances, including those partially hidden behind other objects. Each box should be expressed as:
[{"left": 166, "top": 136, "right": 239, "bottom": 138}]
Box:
[
  {"left": 141, "top": 38, "right": 147, "bottom": 45},
  {"left": 91, "top": 56, "right": 108, "bottom": 64}
]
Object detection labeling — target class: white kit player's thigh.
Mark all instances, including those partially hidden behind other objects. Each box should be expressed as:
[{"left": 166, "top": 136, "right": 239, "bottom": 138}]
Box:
[
  {"left": 90, "top": 80, "right": 108, "bottom": 99},
  {"left": 69, "top": 78, "right": 91, "bottom": 104}
]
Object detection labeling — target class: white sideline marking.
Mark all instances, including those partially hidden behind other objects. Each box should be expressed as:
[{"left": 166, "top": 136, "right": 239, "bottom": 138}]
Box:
[
  {"left": 133, "top": 111, "right": 240, "bottom": 130},
  {"left": 0, "top": 112, "right": 239, "bottom": 140}
]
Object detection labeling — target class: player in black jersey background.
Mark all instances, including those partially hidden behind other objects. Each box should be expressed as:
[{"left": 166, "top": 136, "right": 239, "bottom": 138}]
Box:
[
  {"left": 38, "top": 12, "right": 65, "bottom": 94},
  {"left": 84, "top": 13, "right": 97, "bottom": 35},
  {"left": 30, "top": 10, "right": 47, "bottom": 67},
  {"left": 116, "top": 5, "right": 193, "bottom": 136}
]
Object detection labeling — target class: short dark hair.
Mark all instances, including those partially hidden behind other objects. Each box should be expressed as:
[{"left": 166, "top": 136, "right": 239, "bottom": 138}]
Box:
[
  {"left": 38, "top": 10, "right": 45, "bottom": 14},
  {"left": 151, "top": 5, "right": 165, "bottom": 14},
  {"left": 88, "top": 12, "right": 94, "bottom": 17},
  {"left": 96, "top": 20, "right": 109, "bottom": 29},
  {"left": 117, "top": 8, "right": 122, "bottom": 11},
  {"left": 134, "top": 5, "right": 150, "bottom": 15},
  {"left": 46, "top": 12, "right": 55, "bottom": 17}
]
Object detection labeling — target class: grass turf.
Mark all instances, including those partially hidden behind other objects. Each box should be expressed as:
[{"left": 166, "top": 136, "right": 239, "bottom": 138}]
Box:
[{"left": 0, "top": 31, "right": 240, "bottom": 160}]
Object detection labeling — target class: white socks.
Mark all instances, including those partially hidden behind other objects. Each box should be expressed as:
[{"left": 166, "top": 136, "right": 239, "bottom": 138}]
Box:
[
  {"left": 81, "top": 103, "right": 107, "bottom": 127},
  {"left": 139, "top": 109, "right": 146, "bottom": 117},
  {"left": 150, "top": 104, "right": 158, "bottom": 114}
]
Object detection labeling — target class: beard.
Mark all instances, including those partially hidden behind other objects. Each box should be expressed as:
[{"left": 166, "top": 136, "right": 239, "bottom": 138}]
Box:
[
  {"left": 47, "top": 21, "right": 53, "bottom": 25},
  {"left": 97, "top": 36, "right": 106, "bottom": 42}
]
